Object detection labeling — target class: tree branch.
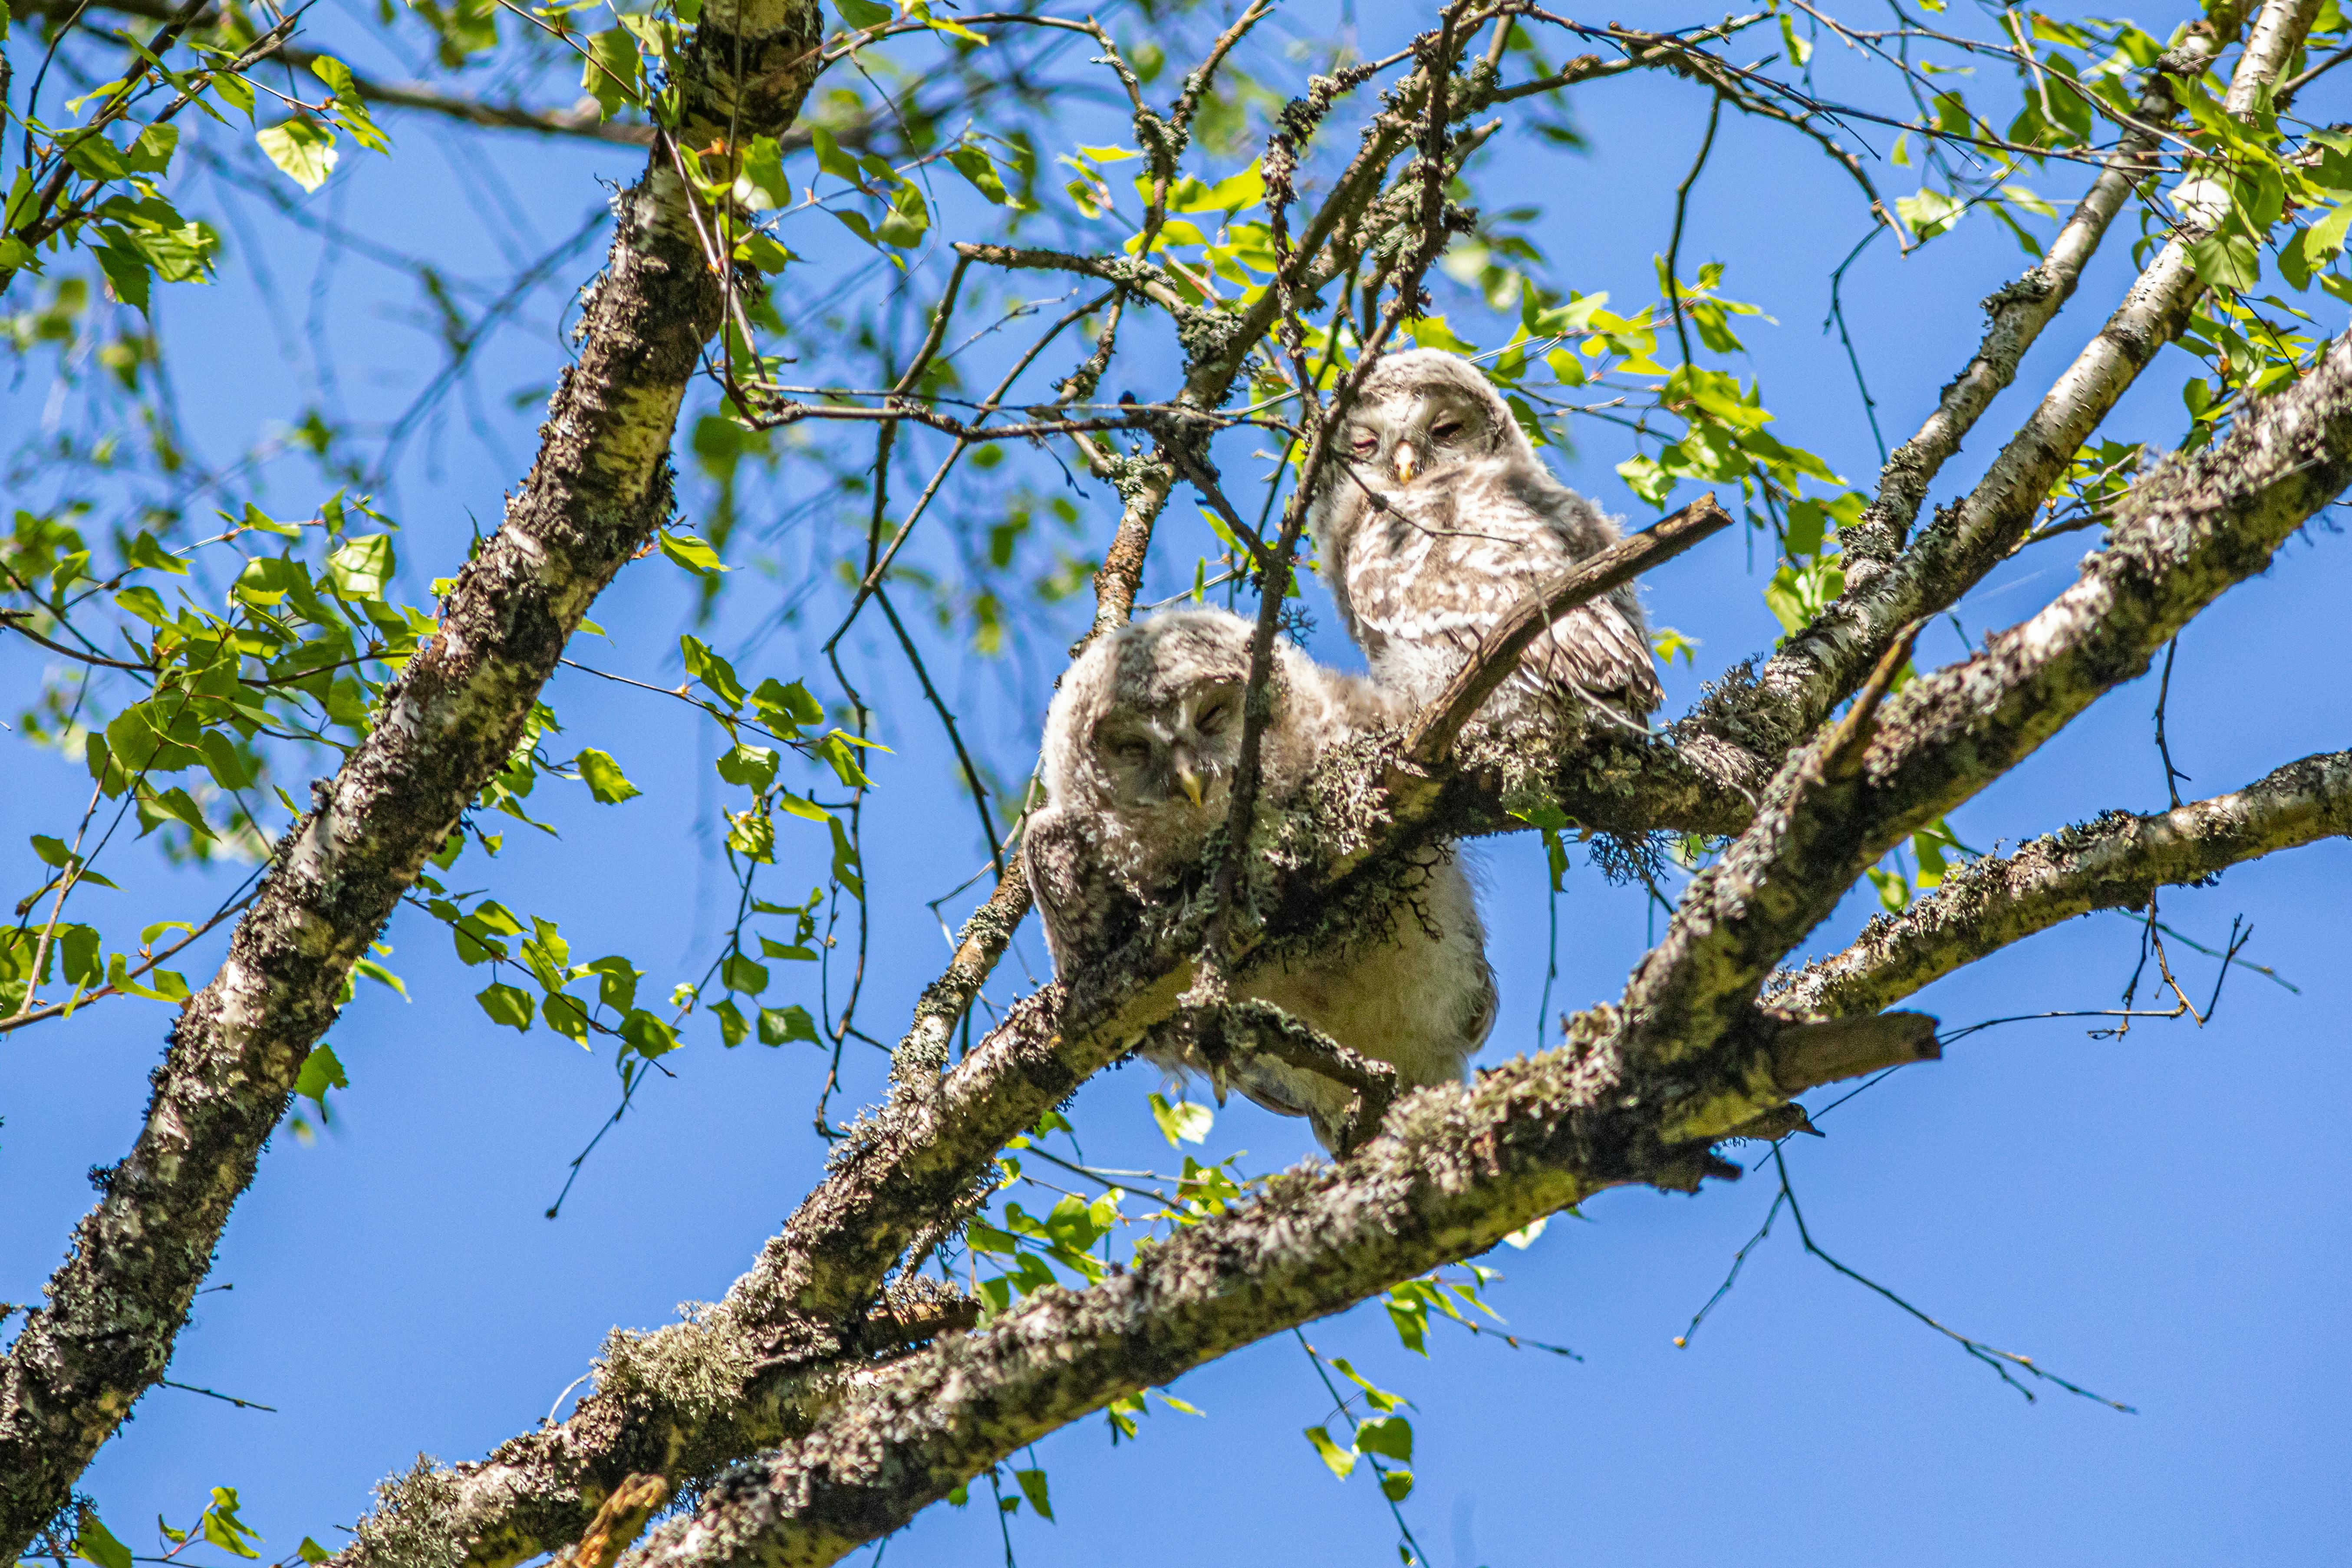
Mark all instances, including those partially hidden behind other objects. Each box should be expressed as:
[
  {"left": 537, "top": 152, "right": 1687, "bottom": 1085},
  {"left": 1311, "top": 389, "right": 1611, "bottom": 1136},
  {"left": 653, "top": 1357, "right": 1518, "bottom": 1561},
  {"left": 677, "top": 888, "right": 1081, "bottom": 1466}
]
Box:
[
  {"left": 618, "top": 1005, "right": 1943, "bottom": 1568},
  {"left": 1688, "top": 0, "right": 2315, "bottom": 782},
  {"left": 1405, "top": 493, "right": 1732, "bottom": 767},
  {"left": 0, "top": 0, "right": 833, "bottom": 1554},
  {"left": 616, "top": 313, "right": 2352, "bottom": 1568},
  {"left": 1771, "top": 748, "right": 2352, "bottom": 1021},
  {"left": 1621, "top": 310, "right": 2352, "bottom": 1081},
  {"left": 1834, "top": 0, "right": 2247, "bottom": 580}
]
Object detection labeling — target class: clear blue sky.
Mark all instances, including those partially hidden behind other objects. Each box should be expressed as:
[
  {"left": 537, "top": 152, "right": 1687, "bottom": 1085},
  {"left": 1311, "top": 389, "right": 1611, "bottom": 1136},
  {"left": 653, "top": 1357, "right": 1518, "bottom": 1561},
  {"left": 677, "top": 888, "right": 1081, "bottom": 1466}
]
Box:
[{"left": 5, "top": 3, "right": 2349, "bottom": 1565}]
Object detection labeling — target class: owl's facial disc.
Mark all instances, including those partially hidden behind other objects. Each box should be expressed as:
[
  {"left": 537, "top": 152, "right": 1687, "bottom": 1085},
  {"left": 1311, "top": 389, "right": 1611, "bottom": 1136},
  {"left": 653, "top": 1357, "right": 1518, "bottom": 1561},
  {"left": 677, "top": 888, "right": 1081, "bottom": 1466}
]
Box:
[
  {"left": 1097, "top": 721, "right": 1167, "bottom": 806},
  {"left": 1412, "top": 389, "right": 1484, "bottom": 469},
  {"left": 1167, "top": 681, "right": 1242, "bottom": 809}
]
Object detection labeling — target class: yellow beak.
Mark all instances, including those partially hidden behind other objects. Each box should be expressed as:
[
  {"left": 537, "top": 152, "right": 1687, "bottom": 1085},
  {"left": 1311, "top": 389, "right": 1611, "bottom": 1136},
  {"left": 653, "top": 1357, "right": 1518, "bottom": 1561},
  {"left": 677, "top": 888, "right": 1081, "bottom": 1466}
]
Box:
[
  {"left": 1174, "top": 753, "right": 1205, "bottom": 807},
  {"left": 1393, "top": 442, "right": 1420, "bottom": 483}
]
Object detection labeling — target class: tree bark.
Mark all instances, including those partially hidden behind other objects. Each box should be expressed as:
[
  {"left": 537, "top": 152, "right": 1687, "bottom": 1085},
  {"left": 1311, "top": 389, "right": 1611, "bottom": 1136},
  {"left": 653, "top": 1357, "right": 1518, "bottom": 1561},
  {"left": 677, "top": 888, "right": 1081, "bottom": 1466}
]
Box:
[
  {"left": 1697, "top": 0, "right": 2316, "bottom": 772},
  {"left": 1773, "top": 748, "right": 2352, "bottom": 1020},
  {"left": 616, "top": 322, "right": 2352, "bottom": 1568},
  {"left": 0, "top": 3, "right": 827, "bottom": 1555}
]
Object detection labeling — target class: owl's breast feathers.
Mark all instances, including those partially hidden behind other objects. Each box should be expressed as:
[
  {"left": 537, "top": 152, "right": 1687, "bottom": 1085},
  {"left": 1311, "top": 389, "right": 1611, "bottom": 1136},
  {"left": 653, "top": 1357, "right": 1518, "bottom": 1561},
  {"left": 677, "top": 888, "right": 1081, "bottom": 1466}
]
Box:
[{"left": 1338, "top": 460, "right": 1662, "bottom": 716}]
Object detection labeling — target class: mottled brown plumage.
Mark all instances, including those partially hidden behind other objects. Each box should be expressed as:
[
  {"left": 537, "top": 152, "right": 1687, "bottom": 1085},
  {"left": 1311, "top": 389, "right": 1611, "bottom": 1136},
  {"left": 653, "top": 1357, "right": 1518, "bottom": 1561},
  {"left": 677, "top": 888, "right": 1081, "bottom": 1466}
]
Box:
[
  {"left": 1311, "top": 348, "right": 1663, "bottom": 726},
  {"left": 1026, "top": 608, "right": 1495, "bottom": 1148}
]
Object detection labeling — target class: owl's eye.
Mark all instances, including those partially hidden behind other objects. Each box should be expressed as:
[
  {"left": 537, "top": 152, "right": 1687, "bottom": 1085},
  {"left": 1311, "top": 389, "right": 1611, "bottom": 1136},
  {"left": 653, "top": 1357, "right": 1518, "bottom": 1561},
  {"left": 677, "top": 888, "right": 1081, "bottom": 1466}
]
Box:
[
  {"left": 1429, "top": 416, "right": 1465, "bottom": 443},
  {"left": 1107, "top": 737, "right": 1153, "bottom": 766},
  {"left": 1194, "top": 693, "right": 1235, "bottom": 735},
  {"left": 1349, "top": 428, "right": 1378, "bottom": 457}
]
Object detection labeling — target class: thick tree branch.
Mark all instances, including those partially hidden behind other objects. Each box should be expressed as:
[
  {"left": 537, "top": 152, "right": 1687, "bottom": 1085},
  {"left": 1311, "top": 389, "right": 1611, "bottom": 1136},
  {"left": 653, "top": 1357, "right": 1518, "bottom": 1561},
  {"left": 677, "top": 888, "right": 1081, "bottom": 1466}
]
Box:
[
  {"left": 0, "top": 0, "right": 831, "bottom": 1555},
  {"left": 1835, "top": 0, "right": 2246, "bottom": 578},
  {"left": 1772, "top": 748, "right": 2352, "bottom": 1020},
  {"left": 1621, "top": 311, "right": 2352, "bottom": 1082},
  {"left": 1687, "top": 0, "right": 2316, "bottom": 781},
  {"left": 617, "top": 311, "right": 2352, "bottom": 1568},
  {"left": 620, "top": 1006, "right": 1943, "bottom": 1568}
]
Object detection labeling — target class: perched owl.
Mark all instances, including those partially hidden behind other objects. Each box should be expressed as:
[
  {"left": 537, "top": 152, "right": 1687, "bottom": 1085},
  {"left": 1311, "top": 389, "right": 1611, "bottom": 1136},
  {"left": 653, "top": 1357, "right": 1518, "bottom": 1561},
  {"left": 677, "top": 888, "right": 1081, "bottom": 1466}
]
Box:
[
  {"left": 1310, "top": 348, "right": 1663, "bottom": 728},
  {"left": 1026, "top": 607, "right": 1496, "bottom": 1149}
]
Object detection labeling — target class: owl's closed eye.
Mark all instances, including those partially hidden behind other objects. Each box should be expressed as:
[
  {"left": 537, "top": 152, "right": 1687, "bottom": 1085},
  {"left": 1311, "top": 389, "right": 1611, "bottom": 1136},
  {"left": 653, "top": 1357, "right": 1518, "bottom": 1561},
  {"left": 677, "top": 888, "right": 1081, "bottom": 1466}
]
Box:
[
  {"left": 1311, "top": 347, "right": 1664, "bottom": 728},
  {"left": 1025, "top": 605, "right": 1496, "bottom": 1150}
]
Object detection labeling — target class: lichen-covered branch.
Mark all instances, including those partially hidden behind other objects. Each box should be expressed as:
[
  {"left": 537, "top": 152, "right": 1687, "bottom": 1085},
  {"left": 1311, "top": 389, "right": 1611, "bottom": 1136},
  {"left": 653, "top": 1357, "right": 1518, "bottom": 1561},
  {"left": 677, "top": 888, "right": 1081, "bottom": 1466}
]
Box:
[
  {"left": 0, "top": 2, "right": 829, "bottom": 1555},
  {"left": 1772, "top": 748, "right": 2352, "bottom": 1020},
  {"left": 1620, "top": 313, "right": 2352, "bottom": 1083},
  {"left": 618, "top": 1007, "right": 1941, "bottom": 1568},
  {"left": 1835, "top": 0, "right": 2247, "bottom": 581},
  {"left": 612, "top": 313, "right": 2352, "bottom": 1568},
  {"left": 1696, "top": 0, "right": 2316, "bottom": 774}
]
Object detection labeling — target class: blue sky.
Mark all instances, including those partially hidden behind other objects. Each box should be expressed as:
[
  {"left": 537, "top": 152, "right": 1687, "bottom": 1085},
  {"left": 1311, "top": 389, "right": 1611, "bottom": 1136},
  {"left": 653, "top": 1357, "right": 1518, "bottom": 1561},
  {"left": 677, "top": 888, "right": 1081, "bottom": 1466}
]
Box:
[{"left": 5, "top": 2, "right": 2350, "bottom": 1564}]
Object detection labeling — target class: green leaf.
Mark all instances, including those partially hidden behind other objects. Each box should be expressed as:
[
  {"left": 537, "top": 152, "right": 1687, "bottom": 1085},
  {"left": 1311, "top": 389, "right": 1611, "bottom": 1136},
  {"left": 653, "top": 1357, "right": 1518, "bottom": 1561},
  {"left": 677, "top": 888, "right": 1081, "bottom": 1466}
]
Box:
[
  {"left": 721, "top": 951, "right": 769, "bottom": 995},
  {"left": 2303, "top": 200, "right": 2352, "bottom": 267},
  {"left": 1012, "top": 1468, "right": 1054, "bottom": 1522},
  {"left": 1354, "top": 1414, "right": 1413, "bottom": 1463},
  {"left": 476, "top": 982, "right": 535, "bottom": 1032},
  {"left": 352, "top": 956, "right": 407, "bottom": 998},
  {"left": 2187, "top": 232, "right": 2260, "bottom": 292},
  {"left": 1304, "top": 1425, "right": 1357, "bottom": 1479},
  {"left": 311, "top": 57, "right": 389, "bottom": 152},
  {"left": 30, "top": 834, "right": 72, "bottom": 867},
  {"left": 125, "top": 530, "right": 189, "bottom": 575},
  {"left": 620, "top": 1008, "right": 680, "bottom": 1059},
  {"left": 141, "top": 785, "right": 212, "bottom": 839},
  {"left": 576, "top": 748, "right": 642, "bottom": 804},
  {"left": 96, "top": 243, "right": 151, "bottom": 312},
  {"left": 294, "top": 1041, "right": 349, "bottom": 1106},
  {"left": 582, "top": 955, "right": 640, "bottom": 1012},
  {"left": 582, "top": 29, "right": 642, "bottom": 119},
  {"left": 201, "top": 1487, "right": 262, "bottom": 1558},
  {"left": 757, "top": 1003, "right": 819, "bottom": 1045},
  {"left": 257, "top": 119, "right": 338, "bottom": 192},
  {"left": 1379, "top": 1468, "right": 1415, "bottom": 1502},
  {"left": 736, "top": 134, "right": 791, "bottom": 209},
  {"left": 115, "top": 585, "right": 171, "bottom": 626},
  {"left": 834, "top": 0, "right": 893, "bottom": 27},
  {"left": 715, "top": 743, "right": 778, "bottom": 791},
  {"left": 199, "top": 730, "right": 251, "bottom": 791},
  {"left": 712, "top": 997, "right": 750, "bottom": 1047},
  {"left": 680, "top": 636, "right": 748, "bottom": 708},
  {"left": 1384, "top": 1282, "right": 1430, "bottom": 1354},
  {"left": 948, "top": 144, "right": 1015, "bottom": 206},
  {"left": 657, "top": 528, "right": 727, "bottom": 576},
  {"left": 1148, "top": 1091, "right": 1212, "bottom": 1145},
  {"left": 1895, "top": 187, "right": 1966, "bottom": 241},
  {"left": 751, "top": 677, "right": 825, "bottom": 728},
  {"left": 326, "top": 533, "right": 394, "bottom": 598},
  {"left": 72, "top": 1511, "right": 134, "bottom": 1568},
  {"left": 298, "top": 1539, "right": 332, "bottom": 1565}
]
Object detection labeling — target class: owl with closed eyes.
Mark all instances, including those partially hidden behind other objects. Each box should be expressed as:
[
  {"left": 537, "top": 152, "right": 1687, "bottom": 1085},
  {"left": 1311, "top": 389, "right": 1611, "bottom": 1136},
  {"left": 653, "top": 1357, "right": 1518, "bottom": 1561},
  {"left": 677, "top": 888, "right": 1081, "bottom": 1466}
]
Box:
[
  {"left": 1310, "top": 348, "right": 1663, "bottom": 728},
  {"left": 1026, "top": 607, "right": 1496, "bottom": 1150}
]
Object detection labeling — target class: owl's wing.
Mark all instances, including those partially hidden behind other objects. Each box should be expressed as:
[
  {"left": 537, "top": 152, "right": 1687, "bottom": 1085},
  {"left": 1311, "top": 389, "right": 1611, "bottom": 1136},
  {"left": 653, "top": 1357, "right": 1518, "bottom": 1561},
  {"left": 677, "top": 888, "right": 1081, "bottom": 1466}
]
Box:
[
  {"left": 1345, "top": 484, "right": 1662, "bottom": 715},
  {"left": 1522, "top": 595, "right": 1664, "bottom": 716},
  {"left": 1022, "top": 804, "right": 1125, "bottom": 974}
]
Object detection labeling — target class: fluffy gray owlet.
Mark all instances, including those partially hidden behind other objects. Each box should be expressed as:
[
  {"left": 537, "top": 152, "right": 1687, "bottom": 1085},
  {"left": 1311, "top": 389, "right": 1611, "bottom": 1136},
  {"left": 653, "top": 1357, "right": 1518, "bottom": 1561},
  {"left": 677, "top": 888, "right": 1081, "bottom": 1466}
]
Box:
[
  {"left": 1025, "top": 607, "right": 1496, "bottom": 1149},
  {"left": 1310, "top": 348, "right": 1664, "bottom": 726}
]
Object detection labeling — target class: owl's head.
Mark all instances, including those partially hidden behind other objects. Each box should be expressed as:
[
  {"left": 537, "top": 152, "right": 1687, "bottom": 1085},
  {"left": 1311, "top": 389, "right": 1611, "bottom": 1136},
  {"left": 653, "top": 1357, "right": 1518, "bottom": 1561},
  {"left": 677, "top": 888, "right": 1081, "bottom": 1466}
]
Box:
[
  {"left": 1044, "top": 609, "right": 1281, "bottom": 823},
  {"left": 1338, "top": 349, "right": 1523, "bottom": 491}
]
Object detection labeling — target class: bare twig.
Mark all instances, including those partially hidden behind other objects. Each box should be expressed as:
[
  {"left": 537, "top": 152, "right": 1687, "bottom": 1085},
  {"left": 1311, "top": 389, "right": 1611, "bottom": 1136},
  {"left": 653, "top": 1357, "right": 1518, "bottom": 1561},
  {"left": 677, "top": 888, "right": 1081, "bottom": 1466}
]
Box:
[{"left": 1406, "top": 495, "right": 1733, "bottom": 766}]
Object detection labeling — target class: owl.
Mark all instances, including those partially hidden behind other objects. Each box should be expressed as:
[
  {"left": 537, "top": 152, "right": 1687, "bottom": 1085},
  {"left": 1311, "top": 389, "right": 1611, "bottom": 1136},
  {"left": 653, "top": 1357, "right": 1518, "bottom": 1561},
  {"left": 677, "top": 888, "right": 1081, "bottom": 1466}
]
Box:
[
  {"left": 1026, "top": 607, "right": 1496, "bottom": 1149},
  {"left": 1310, "top": 348, "right": 1663, "bottom": 728}
]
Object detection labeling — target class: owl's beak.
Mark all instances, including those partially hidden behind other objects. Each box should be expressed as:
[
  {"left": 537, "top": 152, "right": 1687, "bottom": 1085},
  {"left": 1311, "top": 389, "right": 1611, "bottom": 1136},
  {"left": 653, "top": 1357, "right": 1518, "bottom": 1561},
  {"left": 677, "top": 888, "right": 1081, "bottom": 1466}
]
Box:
[
  {"left": 1393, "top": 442, "right": 1420, "bottom": 483},
  {"left": 1173, "top": 754, "right": 1206, "bottom": 808}
]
